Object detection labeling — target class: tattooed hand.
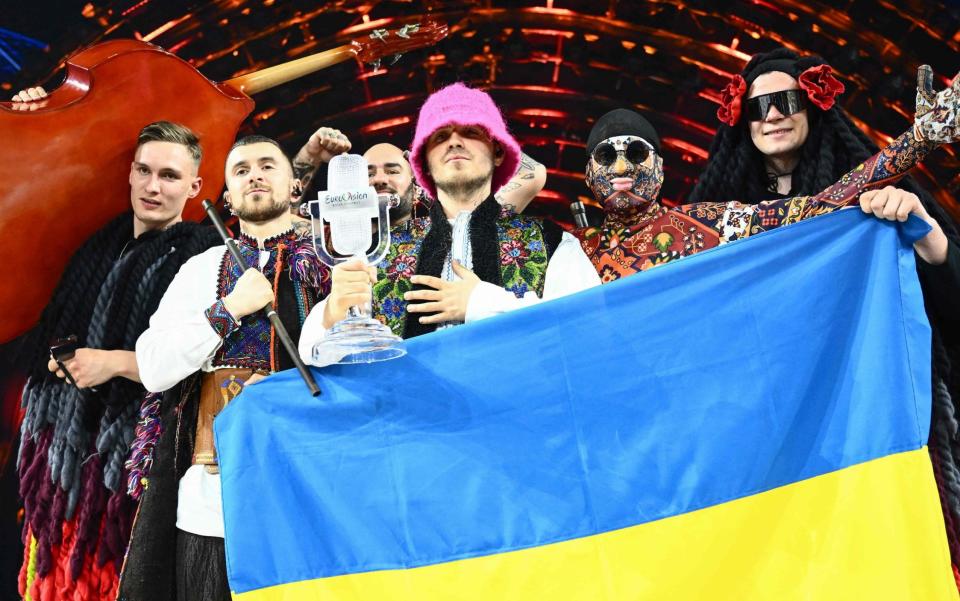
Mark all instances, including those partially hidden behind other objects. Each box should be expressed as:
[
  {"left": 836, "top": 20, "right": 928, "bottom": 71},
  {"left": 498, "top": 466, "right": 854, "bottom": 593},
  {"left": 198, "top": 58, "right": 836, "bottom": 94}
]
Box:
[
  {"left": 292, "top": 127, "right": 353, "bottom": 190},
  {"left": 915, "top": 66, "right": 960, "bottom": 144}
]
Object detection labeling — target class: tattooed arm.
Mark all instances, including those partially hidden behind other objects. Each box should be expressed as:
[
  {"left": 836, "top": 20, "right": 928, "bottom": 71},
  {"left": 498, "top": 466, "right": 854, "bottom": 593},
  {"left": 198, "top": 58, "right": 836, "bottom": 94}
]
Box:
[
  {"left": 291, "top": 126, "right": 352, "bottom": 192},
  {"left": 292, "top": 156, "right": 320, "bottom": 192},
  {"left": 495, "top": 152, "right": 547, "bottom": 213}
]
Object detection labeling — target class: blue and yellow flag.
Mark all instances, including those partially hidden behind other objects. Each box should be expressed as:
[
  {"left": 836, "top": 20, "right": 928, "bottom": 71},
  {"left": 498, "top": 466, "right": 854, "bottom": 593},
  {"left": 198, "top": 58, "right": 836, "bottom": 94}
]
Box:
[{"left": 216, "top": 210, "right": 958, "bottom": 600}]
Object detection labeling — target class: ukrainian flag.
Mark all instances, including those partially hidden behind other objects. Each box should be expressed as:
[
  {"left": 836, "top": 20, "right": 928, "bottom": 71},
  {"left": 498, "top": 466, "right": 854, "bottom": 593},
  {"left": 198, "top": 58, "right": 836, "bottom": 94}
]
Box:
[{"left": 217, "top": 210, "right": 958, "bottom": 600}]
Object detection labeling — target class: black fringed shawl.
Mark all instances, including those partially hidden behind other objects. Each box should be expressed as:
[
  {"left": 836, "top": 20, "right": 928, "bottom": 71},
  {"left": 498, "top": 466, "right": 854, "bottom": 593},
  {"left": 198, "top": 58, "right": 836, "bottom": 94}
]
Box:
[{"left": 17, "top": 212, "right": 219, "bottom": 580}]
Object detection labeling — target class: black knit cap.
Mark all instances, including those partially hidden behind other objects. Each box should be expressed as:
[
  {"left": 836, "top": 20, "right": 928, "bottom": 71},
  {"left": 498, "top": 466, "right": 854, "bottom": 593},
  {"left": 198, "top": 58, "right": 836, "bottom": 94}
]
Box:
[
  {"left": 586, "top": 108, "right": 661, "bottom": 156},
  {"left": 741, "top": 48, "right": 827, "bottom": 86}
]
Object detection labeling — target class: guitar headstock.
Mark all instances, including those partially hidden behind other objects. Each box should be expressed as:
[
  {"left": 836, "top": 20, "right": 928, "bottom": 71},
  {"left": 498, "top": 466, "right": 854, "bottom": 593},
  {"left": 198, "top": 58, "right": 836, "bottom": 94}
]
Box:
[{"left": 353, "top": 19, "right": 449, "bottom": 68}]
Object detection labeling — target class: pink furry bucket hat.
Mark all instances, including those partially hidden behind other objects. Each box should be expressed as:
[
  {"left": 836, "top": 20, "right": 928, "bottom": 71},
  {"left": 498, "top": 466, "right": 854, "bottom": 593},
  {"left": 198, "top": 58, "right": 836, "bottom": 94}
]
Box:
[{"left": 409, "top": 83, "right": 521, "bottom": 201}]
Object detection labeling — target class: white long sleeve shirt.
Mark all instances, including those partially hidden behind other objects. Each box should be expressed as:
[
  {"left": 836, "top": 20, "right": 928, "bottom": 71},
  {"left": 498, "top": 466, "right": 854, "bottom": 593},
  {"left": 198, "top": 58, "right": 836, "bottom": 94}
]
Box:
[
  {"left": 137, "top": 245, "right": 235, "bottom": 393},
  {"left": 136, "top": 244, "right": 281, "bottom": 539}
]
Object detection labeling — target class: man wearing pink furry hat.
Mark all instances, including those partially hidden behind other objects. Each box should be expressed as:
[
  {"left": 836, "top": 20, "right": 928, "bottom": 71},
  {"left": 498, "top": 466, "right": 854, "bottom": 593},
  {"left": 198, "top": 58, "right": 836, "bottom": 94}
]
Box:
[{"left": 300, "top": 83, "right": 599, "bottom": 349}]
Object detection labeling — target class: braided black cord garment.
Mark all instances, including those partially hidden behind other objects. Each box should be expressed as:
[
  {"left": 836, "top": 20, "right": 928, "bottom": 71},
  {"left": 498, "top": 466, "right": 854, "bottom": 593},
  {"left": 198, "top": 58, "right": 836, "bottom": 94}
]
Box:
[{"left": 16, "top": 214, "right": 219, "bottom": 581}]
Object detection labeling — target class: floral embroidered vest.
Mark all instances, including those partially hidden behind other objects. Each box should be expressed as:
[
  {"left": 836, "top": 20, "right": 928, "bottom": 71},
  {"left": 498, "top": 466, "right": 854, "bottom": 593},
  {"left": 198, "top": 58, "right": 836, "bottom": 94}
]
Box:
[{"left": 372, "top": 199, "right": 555, "bottom": 338}]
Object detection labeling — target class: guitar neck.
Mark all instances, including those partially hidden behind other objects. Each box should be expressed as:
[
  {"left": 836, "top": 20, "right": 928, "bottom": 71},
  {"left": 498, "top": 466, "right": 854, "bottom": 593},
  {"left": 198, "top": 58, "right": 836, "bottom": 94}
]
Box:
[{"left": 223, "top": 42, "right": 360, "bottom": 95}]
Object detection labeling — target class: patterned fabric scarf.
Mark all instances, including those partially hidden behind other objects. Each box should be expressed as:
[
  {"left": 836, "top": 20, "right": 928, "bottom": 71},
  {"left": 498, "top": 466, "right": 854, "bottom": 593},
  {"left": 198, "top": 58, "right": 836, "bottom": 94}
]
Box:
[{"left": 373, "top": 196, "right": 554, "bottom": 339}]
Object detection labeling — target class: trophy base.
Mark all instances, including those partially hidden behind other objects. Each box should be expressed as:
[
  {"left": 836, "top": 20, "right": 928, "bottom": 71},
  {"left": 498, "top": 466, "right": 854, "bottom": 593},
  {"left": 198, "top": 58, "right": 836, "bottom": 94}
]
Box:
[{"left": 312, "top": 316, "right": 406, "bottom": 365}]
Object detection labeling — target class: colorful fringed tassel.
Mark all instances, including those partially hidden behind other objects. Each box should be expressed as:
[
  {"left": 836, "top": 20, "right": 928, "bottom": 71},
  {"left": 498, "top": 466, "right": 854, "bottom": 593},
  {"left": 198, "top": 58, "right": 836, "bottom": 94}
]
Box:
[{"left": 125, "top": 392, "right": 162, "bottom": 500}]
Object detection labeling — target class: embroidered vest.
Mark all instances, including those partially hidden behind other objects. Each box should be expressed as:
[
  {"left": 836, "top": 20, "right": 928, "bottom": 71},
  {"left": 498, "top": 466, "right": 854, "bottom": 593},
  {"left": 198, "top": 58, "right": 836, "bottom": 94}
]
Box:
[
  {"left": 213, "top": 229, "right": 329, "bottom": 370},
  {"left": 372, "top": 204, "right": 553, "bottom": 338}
]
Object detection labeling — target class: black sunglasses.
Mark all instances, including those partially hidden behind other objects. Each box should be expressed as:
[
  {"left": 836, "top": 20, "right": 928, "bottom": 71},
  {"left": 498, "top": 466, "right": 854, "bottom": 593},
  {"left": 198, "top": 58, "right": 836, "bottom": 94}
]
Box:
[
  {"left": 591, "top": 139, "right": 655, "bottom": 167},
  {"left": 746, "top": 89, "right": 807, "bottom": 121}
]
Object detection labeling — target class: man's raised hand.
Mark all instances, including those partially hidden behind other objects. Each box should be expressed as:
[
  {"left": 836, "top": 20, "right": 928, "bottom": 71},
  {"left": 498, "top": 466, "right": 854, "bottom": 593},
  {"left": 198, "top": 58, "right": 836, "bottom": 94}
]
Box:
[
  {"left": 915, "top": 65, "right": 959, "bottom": 144},
  {"left": 295, "top": 127, "right": 352, "bottom": 167}
]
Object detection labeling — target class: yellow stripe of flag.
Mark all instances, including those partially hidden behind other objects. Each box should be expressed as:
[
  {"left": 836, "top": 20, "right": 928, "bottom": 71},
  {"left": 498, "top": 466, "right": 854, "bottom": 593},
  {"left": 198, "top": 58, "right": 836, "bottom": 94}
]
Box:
[{"left": 236, "top": 449, "right": 957, "bottom": 601}]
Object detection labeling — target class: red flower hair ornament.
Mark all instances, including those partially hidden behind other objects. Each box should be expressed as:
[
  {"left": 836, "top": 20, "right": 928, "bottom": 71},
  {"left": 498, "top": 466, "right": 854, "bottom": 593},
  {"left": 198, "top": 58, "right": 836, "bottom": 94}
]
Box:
[
  {"left": 715, "top": 62, "right": 847, "bottom": 126},
  {"left": 716, "top": 74, "right": 747, "bottom": 126},
  {"left": 797, "top": 64, "right": 846, "bottom": 111}
]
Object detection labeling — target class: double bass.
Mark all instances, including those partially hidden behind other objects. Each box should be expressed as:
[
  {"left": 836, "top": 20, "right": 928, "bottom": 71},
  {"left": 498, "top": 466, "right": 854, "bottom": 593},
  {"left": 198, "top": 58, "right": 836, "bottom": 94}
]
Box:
[{"left": 0, "top": 20, "right": 447, "bottom": 342}]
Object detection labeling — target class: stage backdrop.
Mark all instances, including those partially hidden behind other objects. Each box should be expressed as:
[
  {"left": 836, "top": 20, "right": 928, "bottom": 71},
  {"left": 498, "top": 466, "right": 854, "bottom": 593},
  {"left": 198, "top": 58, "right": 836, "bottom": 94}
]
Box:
[{"left": 216, "top": 209, "right": 958, "bottom": 600}]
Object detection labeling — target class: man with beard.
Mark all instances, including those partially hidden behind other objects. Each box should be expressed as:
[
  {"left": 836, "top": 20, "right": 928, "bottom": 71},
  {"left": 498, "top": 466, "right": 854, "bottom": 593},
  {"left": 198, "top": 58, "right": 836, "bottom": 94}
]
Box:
[
  {"left": 300, "top": 83, "right": 597, "bottom": 352},
  {"left": 365, "top": 142, "right": 421, "bottom": 225},
  {"left": 120, "top": 136, "right": 329, "bottom": 601},
  {"left": 292, "top": 133, "right": 545, "bottom": 226},
  {"left": 574, "top": 101, "right": 956, "bottom": 282},
  {"left": 364, "top": 142, "right": 547, "bottom": 225},
  {"left": 16, "top": 121, "right": 220, "bottom": 601}
]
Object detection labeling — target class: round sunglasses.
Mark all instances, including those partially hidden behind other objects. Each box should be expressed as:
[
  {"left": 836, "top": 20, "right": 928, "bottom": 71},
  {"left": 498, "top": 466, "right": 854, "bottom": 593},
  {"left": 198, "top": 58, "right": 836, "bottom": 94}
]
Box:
[{"left": 591, "top": 138, "right": 656, "bottom": 167}]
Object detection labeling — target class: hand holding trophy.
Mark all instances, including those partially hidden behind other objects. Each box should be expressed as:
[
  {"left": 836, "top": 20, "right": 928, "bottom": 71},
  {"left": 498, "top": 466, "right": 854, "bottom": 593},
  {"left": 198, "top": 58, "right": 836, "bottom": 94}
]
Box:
[{"left": 308, "top": 154, "right": 406, "bottom": 364}]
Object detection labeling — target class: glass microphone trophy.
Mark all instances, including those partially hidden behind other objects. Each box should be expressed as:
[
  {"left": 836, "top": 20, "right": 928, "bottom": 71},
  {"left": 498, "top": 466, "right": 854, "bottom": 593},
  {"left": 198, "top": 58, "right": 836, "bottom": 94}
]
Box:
[{"left": 308, "top": 153, "right": 406, "bottom": 365}]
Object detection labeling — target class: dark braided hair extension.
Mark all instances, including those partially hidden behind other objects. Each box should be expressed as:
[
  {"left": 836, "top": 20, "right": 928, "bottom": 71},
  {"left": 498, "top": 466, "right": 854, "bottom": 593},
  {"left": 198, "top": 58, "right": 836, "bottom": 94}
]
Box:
[
  {"left": 931, "top": 331, "right": 960, "bottom": 566},
  {"left": 930, "top": 436, "right": 960, "bottom": 564},
  {"left": 790, "top": 109, "right": 836, "bottom": 195}
]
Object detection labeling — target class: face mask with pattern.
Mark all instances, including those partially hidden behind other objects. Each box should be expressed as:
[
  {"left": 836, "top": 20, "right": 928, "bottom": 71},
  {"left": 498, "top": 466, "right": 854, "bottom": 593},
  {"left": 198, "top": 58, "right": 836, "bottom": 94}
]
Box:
[{"left": 585, "top": 135, "right": 664, "bottom": 220}]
